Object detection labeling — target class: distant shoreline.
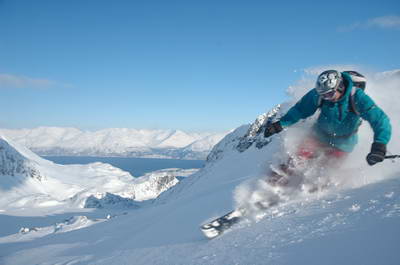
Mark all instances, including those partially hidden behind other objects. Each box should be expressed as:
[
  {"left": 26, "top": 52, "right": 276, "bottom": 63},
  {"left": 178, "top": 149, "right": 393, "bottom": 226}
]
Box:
[{"left": 42, "top": 156, "right": 205, "bottom": 177}]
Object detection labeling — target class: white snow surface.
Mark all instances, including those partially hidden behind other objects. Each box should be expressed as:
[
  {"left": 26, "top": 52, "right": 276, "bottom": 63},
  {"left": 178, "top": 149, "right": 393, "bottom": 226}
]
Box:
[
  {"left": 0, "top": 68, "right": 399, "bottom": 265},
  {"left": 0, "top": 127, "right": 227, "bottom": 159}
]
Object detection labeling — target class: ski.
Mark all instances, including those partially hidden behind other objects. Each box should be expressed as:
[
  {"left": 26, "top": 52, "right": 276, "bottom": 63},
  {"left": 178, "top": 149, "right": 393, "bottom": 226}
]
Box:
[
  {"left": 200, "top": 209, "right": 244, "bottom": 239},
  {"left": 200, "top": 198, "right": 280, "bottom": 239},
  {"left": 200, "top": 166, "right": 290, "bottom": 239}
]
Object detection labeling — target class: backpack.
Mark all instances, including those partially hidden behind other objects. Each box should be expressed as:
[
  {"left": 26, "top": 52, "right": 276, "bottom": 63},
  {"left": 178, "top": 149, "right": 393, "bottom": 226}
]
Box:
[{"left": 318, "top": 70, "right": 367, "bottom": 115}]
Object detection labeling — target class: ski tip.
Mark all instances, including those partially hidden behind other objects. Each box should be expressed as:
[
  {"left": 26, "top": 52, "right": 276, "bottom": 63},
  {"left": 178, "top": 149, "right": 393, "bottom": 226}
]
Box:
[{"left": 200, "top": 226, "right": 220, "bottom": 239}]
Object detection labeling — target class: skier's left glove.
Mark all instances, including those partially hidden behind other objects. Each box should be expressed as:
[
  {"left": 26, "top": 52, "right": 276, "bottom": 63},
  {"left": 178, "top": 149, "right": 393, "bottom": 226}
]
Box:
[
  {"left": 264, "top": 121, "right": 283, "bottom": 138},
  {"left": 366, "top": 142, "right": 386, "bottom": 166}
]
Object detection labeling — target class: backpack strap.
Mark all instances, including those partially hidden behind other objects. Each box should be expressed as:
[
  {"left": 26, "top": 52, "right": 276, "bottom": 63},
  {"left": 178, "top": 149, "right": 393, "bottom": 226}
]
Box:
[
  {"left": 317, "top": 95, "right": 323, "bottom": 108},
  {"left": 349, "top": 86, "right": 360, "bottom": 115}
]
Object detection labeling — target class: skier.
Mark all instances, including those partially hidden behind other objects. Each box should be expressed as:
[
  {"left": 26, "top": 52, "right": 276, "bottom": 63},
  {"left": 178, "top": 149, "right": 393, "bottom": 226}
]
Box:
[
  {"left": 201, "top": 70, "right": 393, "bottom": 239},
  {"left": 264, "top": 70, "right": 392, "bottom": 169}
]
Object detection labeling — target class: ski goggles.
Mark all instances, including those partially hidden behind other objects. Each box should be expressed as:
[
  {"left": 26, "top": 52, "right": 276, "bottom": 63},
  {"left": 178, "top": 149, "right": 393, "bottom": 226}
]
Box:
[{"left": 319, "top": 89, "right": 337, "bottom": 100}]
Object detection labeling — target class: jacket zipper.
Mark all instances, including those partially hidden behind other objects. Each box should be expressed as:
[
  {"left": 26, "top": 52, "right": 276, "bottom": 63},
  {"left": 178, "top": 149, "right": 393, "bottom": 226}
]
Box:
[{"left": 338, "top": 104, "right": 343, "bottom": 121}]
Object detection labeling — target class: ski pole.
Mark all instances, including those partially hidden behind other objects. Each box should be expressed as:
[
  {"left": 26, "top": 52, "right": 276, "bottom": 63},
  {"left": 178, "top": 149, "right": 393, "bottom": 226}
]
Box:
[{"left": 385, "top": 155, "right": 400, "bottom": 159}]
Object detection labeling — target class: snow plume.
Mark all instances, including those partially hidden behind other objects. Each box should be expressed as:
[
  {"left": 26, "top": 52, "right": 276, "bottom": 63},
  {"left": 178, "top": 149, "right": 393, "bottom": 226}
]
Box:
[
  {"left": 356, "top": 70, "right": 400, "bottom": 182},
  {"left": 233, "top": 68, "right": 400, "bottom": 215}
]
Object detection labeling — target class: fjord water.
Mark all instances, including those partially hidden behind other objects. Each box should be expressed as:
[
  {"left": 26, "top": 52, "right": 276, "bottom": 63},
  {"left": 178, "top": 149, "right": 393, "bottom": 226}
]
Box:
[{"left": 43, "top": 156, "right": 205, "bottom": 177}]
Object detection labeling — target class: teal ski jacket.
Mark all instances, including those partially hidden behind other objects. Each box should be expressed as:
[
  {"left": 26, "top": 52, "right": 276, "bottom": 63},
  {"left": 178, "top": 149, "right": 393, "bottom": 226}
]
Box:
[{"left": 279, "top": 72, "right": 392, "bottom": 152}]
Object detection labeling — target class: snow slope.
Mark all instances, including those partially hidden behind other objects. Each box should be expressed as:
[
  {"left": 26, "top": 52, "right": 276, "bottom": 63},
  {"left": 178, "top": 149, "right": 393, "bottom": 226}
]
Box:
[
  {"left": 0, "top": 127, "right": 227, "bottom": 160},
  {"left": 0, "top": 68, "right": 399, "bottom": 265}
]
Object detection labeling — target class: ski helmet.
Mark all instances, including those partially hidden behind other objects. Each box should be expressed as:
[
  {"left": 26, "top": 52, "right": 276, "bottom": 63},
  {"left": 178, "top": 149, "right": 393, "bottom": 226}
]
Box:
[{"left": 316, "top": 70, "right": 343, "bottom": 100}]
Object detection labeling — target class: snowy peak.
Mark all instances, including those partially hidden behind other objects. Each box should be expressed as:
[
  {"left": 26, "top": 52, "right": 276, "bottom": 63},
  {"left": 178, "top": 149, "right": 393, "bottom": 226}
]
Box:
[
  {"left": 155, "top": 130, "right": 197, "bottom": 148},
  {"left": 1, "top": 127, "right": 82, "bottom": 148},
  {"left": 206, "top": 105, "right": 281, "bottom": 163},
  {"left": 0, "top": 136, "right": 45, "bottom": 181},
  {"left": 0, "top": 127, "right": 227, "bottom": 159}
]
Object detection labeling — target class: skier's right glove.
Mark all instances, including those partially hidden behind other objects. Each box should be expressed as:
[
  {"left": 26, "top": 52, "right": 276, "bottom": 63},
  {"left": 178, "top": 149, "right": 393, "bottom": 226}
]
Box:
[
  {"left": 366, "top": 142, "right": 386, "bottom": 166},
  {"left": 264, "top": 121, "right": 283, "bottom": 138}
]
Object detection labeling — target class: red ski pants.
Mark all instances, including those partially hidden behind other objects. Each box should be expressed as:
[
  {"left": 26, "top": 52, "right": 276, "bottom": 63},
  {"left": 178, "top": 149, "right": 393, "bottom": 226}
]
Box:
[{"left": 296, "top": 137, "right": 347, "bottom": 160}]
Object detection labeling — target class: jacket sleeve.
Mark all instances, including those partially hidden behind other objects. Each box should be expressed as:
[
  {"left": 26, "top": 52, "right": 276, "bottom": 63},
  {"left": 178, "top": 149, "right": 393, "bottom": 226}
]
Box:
[
  {"left": 280, "top": 89, "right": 320, "bottom": 127},
  {"left": 354, "top": 89, "right": 392, "bottom": 144}
]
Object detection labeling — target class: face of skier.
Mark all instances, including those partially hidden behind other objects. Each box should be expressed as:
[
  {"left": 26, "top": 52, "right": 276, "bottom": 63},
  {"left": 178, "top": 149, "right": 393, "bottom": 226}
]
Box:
[
  {"left": 321, "top": 89, "right": 343, "bottom": 102},
  {"left": 320, "top": 89, "right": 337, "bottom": 100}
]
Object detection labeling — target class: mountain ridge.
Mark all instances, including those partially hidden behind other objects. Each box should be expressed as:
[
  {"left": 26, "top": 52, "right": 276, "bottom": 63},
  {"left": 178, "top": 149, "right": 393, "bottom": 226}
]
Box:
[{"left": 0, "top": 127, "right": 227, "bottom": 160}]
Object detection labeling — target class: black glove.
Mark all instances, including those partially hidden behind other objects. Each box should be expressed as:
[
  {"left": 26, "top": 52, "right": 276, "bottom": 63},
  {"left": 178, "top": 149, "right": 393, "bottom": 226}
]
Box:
[
  {"left": 264, "top": 121, "right": 283, "bottom": 138},
  {"left": 366, "top": 142, "right": 386, "bottom": 166}
]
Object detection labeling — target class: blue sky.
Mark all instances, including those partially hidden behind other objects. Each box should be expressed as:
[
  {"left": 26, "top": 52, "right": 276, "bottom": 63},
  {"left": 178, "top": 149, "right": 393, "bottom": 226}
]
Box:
[{"left": 0, "top": 0, "right": 399, "bottom": 132}]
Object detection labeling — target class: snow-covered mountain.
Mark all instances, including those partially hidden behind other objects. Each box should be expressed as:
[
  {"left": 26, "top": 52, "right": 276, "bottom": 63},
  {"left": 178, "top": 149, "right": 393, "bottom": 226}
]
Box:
[
  {"left": 0, "top": 135, "right": 196, "bottom": 211},
  {"left": 0, "top": 127, "right": 227, "bottom": 160},
  {"left": 0, "top": 69, "right": 399, "bottom": 265}
]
